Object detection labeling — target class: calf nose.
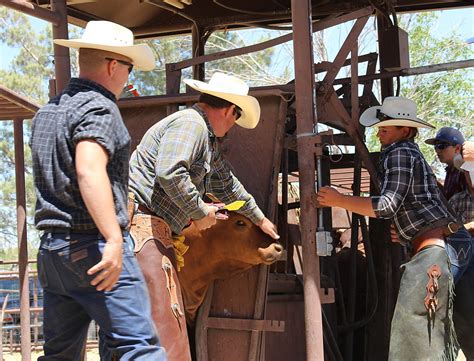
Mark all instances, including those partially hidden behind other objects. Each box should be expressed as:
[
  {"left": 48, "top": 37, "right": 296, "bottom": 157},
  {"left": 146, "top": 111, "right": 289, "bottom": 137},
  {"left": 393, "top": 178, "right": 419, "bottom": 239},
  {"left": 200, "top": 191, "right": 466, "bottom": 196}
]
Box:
[{"left": 273, "top": 243, "right": 283, "bottom": 253}]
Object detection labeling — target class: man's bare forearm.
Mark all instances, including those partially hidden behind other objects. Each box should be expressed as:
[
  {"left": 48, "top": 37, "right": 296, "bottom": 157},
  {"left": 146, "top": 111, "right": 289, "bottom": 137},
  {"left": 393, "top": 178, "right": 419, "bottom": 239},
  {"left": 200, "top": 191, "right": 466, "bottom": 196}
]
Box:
[{"left": 76, "top": 140, "right": 123, "bottom": 244}]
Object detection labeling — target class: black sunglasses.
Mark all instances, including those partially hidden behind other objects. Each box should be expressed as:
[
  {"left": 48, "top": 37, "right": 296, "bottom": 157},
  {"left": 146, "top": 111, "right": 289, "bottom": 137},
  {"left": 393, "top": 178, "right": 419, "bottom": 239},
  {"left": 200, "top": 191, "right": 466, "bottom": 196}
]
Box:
[
  {"left": 105, "top": 57, "right": 134, "bottom": 74},
  {"left": 233, "top": 105, "right": 242, "bottom": 120},
  {"left": 434, "top": 143, "right": 453, "bottom": 150}
]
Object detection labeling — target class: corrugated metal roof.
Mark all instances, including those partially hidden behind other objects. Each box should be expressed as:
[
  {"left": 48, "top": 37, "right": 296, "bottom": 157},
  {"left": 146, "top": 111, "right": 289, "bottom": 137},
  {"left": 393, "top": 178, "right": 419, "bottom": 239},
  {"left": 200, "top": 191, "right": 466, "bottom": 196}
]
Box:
[{"left": 0, "top": 86, "right": 39, "bottom": 121}]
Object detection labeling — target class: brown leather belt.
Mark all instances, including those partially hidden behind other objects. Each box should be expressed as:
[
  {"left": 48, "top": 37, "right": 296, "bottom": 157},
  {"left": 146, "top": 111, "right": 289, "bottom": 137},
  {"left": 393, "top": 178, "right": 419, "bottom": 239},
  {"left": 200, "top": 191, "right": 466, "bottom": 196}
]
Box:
[
  {"left": 137, "top": 203, "right": 154, "bottom": 216},
  {"left": 411, "top": 226, "right": 446, "bottom": 255}
]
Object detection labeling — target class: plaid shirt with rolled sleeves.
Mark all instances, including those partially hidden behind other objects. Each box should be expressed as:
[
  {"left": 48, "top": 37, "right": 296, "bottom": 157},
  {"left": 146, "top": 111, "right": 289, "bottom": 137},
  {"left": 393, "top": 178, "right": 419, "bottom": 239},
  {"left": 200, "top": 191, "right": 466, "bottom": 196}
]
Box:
[
  {"left": 449, "top": 190, "right": 474, "bottom": 224},
  {"left": 128, "top": 104, "right": 264, "bottom": 234},
  {"left": 30, "top": 78, "right": 131, "bottom": 230},
  {"left": 371, "top": 141, "right": 455, "bottom": 244}
]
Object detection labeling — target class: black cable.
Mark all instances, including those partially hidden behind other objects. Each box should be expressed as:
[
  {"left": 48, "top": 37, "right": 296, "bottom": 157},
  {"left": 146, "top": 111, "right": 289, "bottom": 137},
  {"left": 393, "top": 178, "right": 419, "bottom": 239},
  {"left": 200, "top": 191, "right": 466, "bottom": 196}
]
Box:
[
  {"left": 145, "top": 0, "right": 201, "bottom": 57},
  {"left": 337, "top": 217, "right": 378, "bottom": 333},
  {"left": 322, "top": 308, "right": 344, "bottom": 361},
  {"left": 213, "top": 0, "right": 289, "bottom": 16}
]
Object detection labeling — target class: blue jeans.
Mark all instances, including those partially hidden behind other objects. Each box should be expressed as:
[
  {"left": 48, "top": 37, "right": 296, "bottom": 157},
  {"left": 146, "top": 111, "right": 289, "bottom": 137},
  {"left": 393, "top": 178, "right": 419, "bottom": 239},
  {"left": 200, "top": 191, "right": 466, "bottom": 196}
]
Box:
[
  {"left": 445, "top": 227, "right": 474, "bottom": 283},
  {"left": 37, "top": 231, "right": 167, "bottom": 361}
]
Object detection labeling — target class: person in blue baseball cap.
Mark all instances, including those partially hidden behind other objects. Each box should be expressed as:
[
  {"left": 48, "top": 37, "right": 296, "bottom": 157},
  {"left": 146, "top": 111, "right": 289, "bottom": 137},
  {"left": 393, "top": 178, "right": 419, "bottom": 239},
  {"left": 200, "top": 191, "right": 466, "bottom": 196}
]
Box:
[{"left": 425, "top": 127, "right": 466, "bottom": 200}]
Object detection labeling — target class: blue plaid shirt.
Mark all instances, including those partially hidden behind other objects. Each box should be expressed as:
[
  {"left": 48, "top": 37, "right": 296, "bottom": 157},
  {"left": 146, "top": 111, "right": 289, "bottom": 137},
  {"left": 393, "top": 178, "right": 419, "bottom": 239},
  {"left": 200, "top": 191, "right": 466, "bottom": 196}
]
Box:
[
  {"left": 30, "top": 78, "right": 131, "bottom": 231},
  {"left": 128, "top": 104, "right": 264, "bottom": 234},
  {"left": 371, "top": 141, "right": 455, "bottom": 244}
]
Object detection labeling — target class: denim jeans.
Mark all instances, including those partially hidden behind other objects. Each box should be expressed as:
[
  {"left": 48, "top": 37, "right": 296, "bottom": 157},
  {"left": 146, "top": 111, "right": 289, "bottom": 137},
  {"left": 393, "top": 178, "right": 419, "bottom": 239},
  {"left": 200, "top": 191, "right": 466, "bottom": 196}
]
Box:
[
  {"left": 37, "top": 231, "right": 167, "bottom": 361},
  {"left": 445, "top": 227, "right": 474, "bottom": 283}
]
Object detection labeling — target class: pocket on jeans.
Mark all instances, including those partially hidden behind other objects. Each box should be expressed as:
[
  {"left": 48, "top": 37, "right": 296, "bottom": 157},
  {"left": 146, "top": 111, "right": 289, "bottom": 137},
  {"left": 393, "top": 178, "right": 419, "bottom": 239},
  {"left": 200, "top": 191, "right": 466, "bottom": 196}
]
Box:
[
  {"left": 446, "top": 240, "right": 472, "bottom": 269},
  {"left": 37, "top": 251, "right": 49, "bottom": 289},
  {"left": 60, "top": 241, "right": 102, "bottom": 288}
]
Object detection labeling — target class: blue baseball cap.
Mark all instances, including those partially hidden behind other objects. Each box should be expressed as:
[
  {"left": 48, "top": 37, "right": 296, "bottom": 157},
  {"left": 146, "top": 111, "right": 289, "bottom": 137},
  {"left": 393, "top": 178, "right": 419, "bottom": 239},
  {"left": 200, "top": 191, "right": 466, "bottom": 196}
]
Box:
[{"left": 425, "top": 127, "right": 464, "bottom": 145}]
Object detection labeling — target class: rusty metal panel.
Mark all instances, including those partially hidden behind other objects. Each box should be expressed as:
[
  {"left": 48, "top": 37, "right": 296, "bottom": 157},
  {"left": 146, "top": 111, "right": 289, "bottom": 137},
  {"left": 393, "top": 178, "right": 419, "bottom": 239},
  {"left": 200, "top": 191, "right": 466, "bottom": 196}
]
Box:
[
  {"left": 219, "top": 95, "right": 286, "bottom": 209},
  {"left": 265, "top": 298, "right": 306, "bottom": 361},
  {"left": 379, "top": 26, "right": 410, "bottom": 71},
  {"left": 120, "top": 104, "right": 170, "bottom": 151},
  {"left": 200, "top": 95, "right": 287, "bottom": 361}
]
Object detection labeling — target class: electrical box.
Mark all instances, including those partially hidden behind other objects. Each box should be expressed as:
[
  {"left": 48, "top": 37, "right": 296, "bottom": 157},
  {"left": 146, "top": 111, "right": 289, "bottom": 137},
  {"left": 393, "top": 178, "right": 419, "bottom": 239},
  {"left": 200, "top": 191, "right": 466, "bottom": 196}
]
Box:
[{"left": 379, "top": 26, "right": 410, "bottom": 71}]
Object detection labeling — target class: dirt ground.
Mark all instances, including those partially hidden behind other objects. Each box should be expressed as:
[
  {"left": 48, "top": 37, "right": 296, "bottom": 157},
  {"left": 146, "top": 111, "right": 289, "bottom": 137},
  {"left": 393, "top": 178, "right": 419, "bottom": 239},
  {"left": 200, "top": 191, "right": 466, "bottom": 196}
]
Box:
[
  {"left": 0, "top": 349, "right": 467, "bottom": 360},
  {"left": 2, "top": 349, "right": 100, "bottom": 360}
]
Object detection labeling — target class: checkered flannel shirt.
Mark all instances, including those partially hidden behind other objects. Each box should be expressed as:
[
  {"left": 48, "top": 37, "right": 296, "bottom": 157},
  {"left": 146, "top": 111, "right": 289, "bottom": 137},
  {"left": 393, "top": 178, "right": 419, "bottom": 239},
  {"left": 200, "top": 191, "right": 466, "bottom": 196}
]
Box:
[
  {"left": 128, "top": 104, "right": 264, "bottom": 234},
  {"left": 371, "top": 141, "right": 454, "bottom": 244},
  {"left": 30, "top": 78, "right": 131, "bottom": 230},
  {"left": 444, "top": 165, "right": 467, "bottom": 200},
  {"left": 449, "top": 190, "right": 474, "bottom": 224}
]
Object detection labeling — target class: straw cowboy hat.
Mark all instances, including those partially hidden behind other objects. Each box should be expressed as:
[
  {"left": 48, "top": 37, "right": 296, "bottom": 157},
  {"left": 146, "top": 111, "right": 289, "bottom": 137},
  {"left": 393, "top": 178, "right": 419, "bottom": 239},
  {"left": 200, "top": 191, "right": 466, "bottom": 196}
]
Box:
[
  {"left": 184, "top": 72, "right": 260, "bottom": 129},
  {"left": 359, "top": 96, "right": 434, "bottom": 129},
  {"left": 54, "top": 21, "right": 155, "bottom": 71}
]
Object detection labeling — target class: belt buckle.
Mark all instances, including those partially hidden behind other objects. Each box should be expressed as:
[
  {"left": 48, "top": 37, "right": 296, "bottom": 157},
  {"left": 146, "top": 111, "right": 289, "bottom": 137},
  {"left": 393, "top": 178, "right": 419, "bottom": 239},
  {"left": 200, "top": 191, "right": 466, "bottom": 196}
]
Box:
[{"left": 447, "top": 222, "right": 457, "bottom": 235}]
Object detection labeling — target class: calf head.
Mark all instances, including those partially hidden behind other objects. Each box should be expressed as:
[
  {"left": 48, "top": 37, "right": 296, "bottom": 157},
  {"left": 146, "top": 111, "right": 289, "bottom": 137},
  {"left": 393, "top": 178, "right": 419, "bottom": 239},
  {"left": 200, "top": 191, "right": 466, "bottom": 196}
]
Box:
[{"left": 178, "top": 212, "right": 283, "bottom": 323}]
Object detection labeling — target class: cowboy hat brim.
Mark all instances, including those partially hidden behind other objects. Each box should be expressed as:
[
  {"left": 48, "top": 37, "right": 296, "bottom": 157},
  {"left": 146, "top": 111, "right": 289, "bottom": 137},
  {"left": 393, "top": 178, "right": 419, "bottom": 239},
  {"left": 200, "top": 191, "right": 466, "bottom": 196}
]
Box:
[
  {"left": 184, "top": 78, "right": 260, "bottom": 129},
  {"left": 53, "top": 39, "right": 155, "bottom": 71},
  {"left": 359, "top": 105, "right": 434, "bottom": 129}
]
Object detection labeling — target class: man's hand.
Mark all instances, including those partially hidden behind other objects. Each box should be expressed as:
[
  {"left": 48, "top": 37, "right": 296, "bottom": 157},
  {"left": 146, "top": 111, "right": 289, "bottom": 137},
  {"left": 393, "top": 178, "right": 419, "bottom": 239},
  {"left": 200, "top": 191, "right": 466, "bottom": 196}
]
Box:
[
  {"left": 194, "top": 205, "right": 219, "bottom": 231},
  {"left": 257, "top": 217, "right": 280, "bottom": 240},
  {"left": 87, "top": 237, "right": 123, "bottom": 291},
  {"left": 316, "top": 186, "right": 343, "bottom": 207}
]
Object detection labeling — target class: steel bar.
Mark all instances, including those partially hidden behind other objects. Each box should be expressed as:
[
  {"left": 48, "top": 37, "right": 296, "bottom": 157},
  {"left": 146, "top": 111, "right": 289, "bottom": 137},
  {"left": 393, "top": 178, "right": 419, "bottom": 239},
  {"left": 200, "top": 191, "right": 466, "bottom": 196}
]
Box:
[
  {"left": 191, "top": 25, "right": 206, "bottom": 81},
  {"left": 323, "top": 16, "right": 369, "bottom": 89},
  {"left": 334, "top": 59, "right": 474, "bottom": 85},
  {"left": 247, "top": 96, "right": 289, "bottom": 360},
  {"left": 0, "top": 0, "right": 61, "bottom": 25},
  {"left": 376, "top": 14, "right": 394, "bottom": 98},
  {"left": 168, "top": 7, "right": 373, "bottom": 72},
  {"left": 51, "top": 0, "right": 71, "bottom": 94},
  {"left": 13, "top": 118, "right": 31, "bottom": 361},
  {"left": 291, "top": 1, "right": 324, "bottom": 360}
]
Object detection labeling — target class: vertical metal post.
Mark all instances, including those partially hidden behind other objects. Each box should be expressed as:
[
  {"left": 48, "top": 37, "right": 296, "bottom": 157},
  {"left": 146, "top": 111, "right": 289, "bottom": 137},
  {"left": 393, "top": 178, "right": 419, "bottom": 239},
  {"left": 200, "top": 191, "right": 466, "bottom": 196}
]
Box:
[
  {"left": 343, "top": 41, "right": 361, "bottom": 360},
  {"left": 376, "top": 14, "right": 394, "bottom": 98},
  {"left": 291, "top": 1, "right": 324, "bottom": 360},
  {"left": 14, "top": 118, "right": 31, "bottom": 361},
  {"left": 51, "top": 0, "right": 70, "bottom": 94},
  {"left": 191, "top": 25, "right": 205, "bottom": 81}
]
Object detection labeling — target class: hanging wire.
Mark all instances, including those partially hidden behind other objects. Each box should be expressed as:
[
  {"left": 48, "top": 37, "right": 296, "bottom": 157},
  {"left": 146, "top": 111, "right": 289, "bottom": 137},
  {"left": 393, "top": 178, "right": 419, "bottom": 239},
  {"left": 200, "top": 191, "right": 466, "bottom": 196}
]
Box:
[
  {"left": 146, "top": 0, "right": 201, "bottom": 57},
  {"left": 213, "top": 0, "right": 289, "bottom": 16}
]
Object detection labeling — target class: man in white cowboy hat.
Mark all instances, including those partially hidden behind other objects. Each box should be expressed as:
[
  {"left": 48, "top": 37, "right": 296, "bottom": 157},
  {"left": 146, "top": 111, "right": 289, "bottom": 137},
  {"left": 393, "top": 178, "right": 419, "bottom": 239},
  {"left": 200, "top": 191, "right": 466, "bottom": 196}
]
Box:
[
  {"left": 127, "top": 72, "right": 280, "bottom": 359},
  {"left": 129, "top": 72, "right": 279, "bottom": 238},
  {"left": 316, "top": 96, "right": 458, "bottom": 360},
  {"left": 30, "top": 21, "right": 166, "bottom": 360}
]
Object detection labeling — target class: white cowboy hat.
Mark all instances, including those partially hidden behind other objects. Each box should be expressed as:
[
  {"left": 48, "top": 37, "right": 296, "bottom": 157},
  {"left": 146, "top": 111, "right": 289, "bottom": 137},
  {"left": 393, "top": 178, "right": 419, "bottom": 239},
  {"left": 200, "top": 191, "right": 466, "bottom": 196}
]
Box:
[
  {"left": 54, "top": 21, "right": 155, "bottom": 71},
  {"left": 184, "top": 72, "right": 260, "bottom": 129},
  {"left": 359, "top": 96, "right": 434, "bottom": 129}
]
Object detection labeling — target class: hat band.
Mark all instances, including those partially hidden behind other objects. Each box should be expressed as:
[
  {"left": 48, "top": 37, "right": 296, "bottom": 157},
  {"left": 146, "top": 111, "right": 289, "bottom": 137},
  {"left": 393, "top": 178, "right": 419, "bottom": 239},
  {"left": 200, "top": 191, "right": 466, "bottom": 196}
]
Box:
[{"left": 376, "top": 109, "right": 394, "bottom": 122}]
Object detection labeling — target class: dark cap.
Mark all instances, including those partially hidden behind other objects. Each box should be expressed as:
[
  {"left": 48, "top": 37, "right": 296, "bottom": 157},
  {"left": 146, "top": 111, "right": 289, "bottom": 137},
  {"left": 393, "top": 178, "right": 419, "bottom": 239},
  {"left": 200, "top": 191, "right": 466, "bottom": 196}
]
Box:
[{"left": 425, "top": 127, "right": 464, "bottom": 145}]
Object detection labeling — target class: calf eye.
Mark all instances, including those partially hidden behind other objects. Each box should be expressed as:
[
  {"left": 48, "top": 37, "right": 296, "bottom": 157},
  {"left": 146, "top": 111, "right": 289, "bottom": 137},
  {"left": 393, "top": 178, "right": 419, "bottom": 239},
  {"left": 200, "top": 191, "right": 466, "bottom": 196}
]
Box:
[{"left": 236, "top": 220, "right": 246, "bottom": 227}]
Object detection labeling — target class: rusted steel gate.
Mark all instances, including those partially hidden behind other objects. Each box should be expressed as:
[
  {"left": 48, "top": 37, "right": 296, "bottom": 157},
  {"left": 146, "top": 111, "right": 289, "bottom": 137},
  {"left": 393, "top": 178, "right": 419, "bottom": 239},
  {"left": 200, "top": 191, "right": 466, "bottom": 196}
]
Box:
[{"left": 1, "top": 1, "right": 473, "bottom": 360}]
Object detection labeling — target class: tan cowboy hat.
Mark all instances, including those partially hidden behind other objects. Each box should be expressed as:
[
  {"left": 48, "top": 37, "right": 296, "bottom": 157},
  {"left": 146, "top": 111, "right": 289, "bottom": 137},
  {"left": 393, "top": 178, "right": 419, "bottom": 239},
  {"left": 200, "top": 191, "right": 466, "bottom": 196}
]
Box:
[
  {"left": 359, "top": 96, "right": 434, "bottom": 129},
  {"left": 54, "top": 21, "right": 155, "bottom": 71},
  {"left": 184, "top": 72, "right": 260, "bottom": 129}
]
